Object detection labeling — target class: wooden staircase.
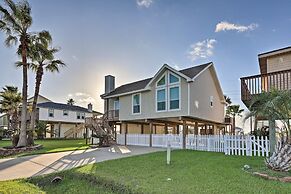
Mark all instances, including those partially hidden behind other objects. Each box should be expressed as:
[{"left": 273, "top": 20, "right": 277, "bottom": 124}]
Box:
[
  {"left": 85, "top": 112, "right": 115, "bottom": 146},
  {"left": 64, "top": 124, "right": 85, "bottom": 138}
]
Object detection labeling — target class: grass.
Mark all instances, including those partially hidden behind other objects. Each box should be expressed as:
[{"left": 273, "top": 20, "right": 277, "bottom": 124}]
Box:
[
  {"left": 0, "top": 139, "right": 90, "bottom": 158},
  {"left": 1, "top": 150, "right": 291, "bottom": 193}
]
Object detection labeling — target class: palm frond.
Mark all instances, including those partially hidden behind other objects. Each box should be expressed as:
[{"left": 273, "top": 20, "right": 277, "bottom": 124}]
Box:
[{"left": 4, "top": 34, "right": 17, "bottom": 47}]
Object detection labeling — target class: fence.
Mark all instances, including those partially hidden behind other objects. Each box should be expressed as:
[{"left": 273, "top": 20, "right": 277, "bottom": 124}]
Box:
[{"left": 116, "top": 134, "right": 270, "bottom": 157}]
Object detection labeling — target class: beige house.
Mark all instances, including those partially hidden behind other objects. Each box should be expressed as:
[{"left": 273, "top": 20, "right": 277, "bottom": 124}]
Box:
[{"left": 101, "top": 63, "right": 228, "bottom": 140}]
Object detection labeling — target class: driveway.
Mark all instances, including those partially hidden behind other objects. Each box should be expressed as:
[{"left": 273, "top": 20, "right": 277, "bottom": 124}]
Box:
[{"left": 0, "top": 145, "right": 164, "bottom": 181}]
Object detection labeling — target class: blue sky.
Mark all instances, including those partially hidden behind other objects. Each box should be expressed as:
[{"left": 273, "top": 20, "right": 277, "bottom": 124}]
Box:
[{"left": 0, "top": 0, "right": 291, "bottom": 112}]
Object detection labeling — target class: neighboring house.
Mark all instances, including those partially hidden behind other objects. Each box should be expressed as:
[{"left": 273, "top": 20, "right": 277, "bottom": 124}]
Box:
[
  {"left": 0, "top": 95, "right": 102, "bottom": 138},
  {"left": 101, "top": 63, "right": 228, "bottom": 137},
  {"left": 241, "top": 46, "right": 291, "bottom": 130},
  {"left": 241, "top": 46, "right": 291, "bottom": 106}
]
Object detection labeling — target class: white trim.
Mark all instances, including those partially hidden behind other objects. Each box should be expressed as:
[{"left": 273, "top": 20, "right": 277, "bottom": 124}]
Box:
[
  {"left": 187, "top": 82, "right": 190, "bottom": 116},
  {"left": 168, "top": 85, "right": 181, "bottom": 111},
  {"left": 132, "top": 93, "right": 141, "bottom": 115},
  {"left": 156, "top": 88, "right": 167, "bottom": 112},
  {"left": 192, "top": 63, "right": 213, "bottom": 81},
  {"left": 102, "top": 88, "right": 149, "bottom": 99},
  {"left": 145, "top": 64, "right": 192, "bottom": 88},
  {"left": 168, "top": 72, "right": 180, "bottom": 86},
  {"left": 258, "top": 47, "right": 291, "bottom": 58},
  {"left": 156, "top": 72, "right": 167, "bottom": 88}
]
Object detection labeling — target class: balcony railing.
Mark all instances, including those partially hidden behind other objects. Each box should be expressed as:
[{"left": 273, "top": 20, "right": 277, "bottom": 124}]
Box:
[
  {"left": 241, "top": 69, "right": 291, "bottom": 105},
  {"left": 106, "top": 110, "right": 119, "bottom": 121}
]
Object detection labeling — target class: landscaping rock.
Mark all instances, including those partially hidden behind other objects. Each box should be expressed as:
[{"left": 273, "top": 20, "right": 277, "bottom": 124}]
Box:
[{"left": 243, "top": 164, "right": 251, "bottom": 170}]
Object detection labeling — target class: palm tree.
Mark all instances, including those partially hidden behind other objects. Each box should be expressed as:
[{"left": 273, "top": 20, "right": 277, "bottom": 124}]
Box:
[
  {"left": 0, "top": 0, "right": 33, "bottom": 147},
  {"left": 226, "top": 105, "right": 244, "bottom": 134},
  {"left": 28, "top": 32, "right": 65, "bottom": 144},
  {"left": 67, "top": 98, "right": 75, "bottom": 106},
  {"left": 0, "top": 86, "right": 22, "bottom": 135},
  {"left": 247, "top": 89, "right": 291, "bottom": 171}
]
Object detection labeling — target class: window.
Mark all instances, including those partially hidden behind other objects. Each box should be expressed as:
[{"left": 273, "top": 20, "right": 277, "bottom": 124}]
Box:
[
  {"left": 132, "top": 94, "right": 141, "bottom": 114},
  {"left": 169, "top": 73, "right": 179, "bottom": 84},
  {"left": 210, "top": 96, "right": 214, "bottom": 107},
  {"left": 157, "top": 75, "right": 166, "bottom": 86},
  {"left": 48, "top": 109, "right": 54, "bottom": 117},
  {"left": 77, "top": 112, "right": 81, "bottom": 119},
  {"left": 169, "top": 86, "right": 180, "bottom": 110},
  {"left": 114, "top": 100, "right": 120, "bottom": 110},
  {"left": 63, "top": 110, "right": 69, "bottom": 116},
  {"left": 81, "top": 113, "right": 85, "bottom": 119},
  {"left": 157, "top": 89, "right": 166, "bottom": 111}
]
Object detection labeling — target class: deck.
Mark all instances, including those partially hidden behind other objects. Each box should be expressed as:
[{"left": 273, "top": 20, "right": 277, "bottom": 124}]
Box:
[{"left": 241, "top": 69, "right": 291, "bottom": 107}]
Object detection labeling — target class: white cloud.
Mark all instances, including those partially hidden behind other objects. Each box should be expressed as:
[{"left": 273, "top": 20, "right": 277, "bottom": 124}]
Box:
[
  {"left": 67, "top": 92, "right": 96, "bottom": 107},
  {"left": 188, "top": 39, "right": 217, "bottom": 61},
  {"left": 136, "top": 0, "right": 153, "bottom": 8},
  {"left": 215, "top": 21, "right": 258, "bottom": 32}
]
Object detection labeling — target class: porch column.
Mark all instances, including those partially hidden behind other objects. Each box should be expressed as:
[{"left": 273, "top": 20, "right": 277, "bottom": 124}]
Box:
[
  {"left": 149, "top": 122, "right": 153, "bottom": 147},
  {"left": 58, "top": 122, "right": 61, "bottom": 138},
  {"left": 125, "top": 123, "right": 128, "bottom": 145},
  {"left": 194, "top": 122, "right": 198, "bottom": 135},
  {"left": 182, "top": 120, "right": 187, "bottom": 149},
  {"left": 164, "top": 123, "right": 168, "bottom": 134},
  {"left": 85, "top": 127, "right": 88, "bottom": 144},
  {"left": 141, "top": 124, "right": 144, "bottom": 134}
]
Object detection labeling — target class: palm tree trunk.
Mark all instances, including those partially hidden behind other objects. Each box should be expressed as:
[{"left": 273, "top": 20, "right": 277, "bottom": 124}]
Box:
[
  {"left": 17, "top": 41, "right": 28, "bottom": 147},
  {"left": 29, "top": 66, "right": 44, "bottom": 145},
  {"left": 6, "top": 113, "right": 10, "bottom": 134},
  {"left": 232, "top": 116, "right": 236, "bottom": 135},
  {"left": 269, "top": 119, "right": 276, "bottom": 154}
]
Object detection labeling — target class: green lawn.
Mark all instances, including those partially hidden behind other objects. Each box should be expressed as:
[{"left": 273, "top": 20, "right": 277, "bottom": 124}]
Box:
[
  {"left": 1, "top": 150, "right": 291, "bottom": 194},
  {"left": 0, "top": 139, "right": 90, "bottom": 157}
]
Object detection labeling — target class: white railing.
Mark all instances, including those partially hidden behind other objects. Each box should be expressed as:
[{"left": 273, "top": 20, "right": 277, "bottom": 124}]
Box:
[
  {"left": 126, "top": 134, "right": 150, "bottom": 146},
  {"left": 116, "top": 134, "right": 270, "bottom": 157}
]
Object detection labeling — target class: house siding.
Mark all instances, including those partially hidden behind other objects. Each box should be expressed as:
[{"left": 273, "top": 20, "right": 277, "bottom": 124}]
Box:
[
  {"left": 267, "top": 52, "right": 291, "bottom": 73},
  {"left": 190, "top": 67, "right": 225, "bottom": 123},
  {"left": 119, "top": 69, "right": 189, "bottom": 121}
]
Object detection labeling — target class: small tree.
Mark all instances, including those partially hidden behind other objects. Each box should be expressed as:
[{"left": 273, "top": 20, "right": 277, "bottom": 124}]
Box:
[
  {"left": 67, "top": 98, "right": 75, "bottom": 105},
  {"left": 0, "top": 86, "right": 21, "bottom": 135},
  {"left": 35, "top": 121, "right": 47, "bottom": 139},
  {"left": 226, "top": 105, "right": 244, "bottom": 134},
  {"left": 247, "top": 89, "right": 291, "bottom": 171}
]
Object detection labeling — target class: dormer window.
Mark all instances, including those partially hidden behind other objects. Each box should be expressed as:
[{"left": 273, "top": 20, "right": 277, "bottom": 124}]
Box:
[
  {"left": 169, "top": 73, "right": 179, "bottom": 84},
  {"left": 157, "top": 75, "right": 166, "bottom": 87},
  {"left": 48, "top": 109, "right": 54, "bottom": 117}
]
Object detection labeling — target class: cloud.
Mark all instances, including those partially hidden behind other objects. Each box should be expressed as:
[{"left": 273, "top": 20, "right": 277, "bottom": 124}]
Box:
[
  {"left": 136, "top": 0, "right": 153, "bottom": 8},
  {"left": 188, "top": 39, "right": 217, "bottom": 61},
  {"left": 215, "top": 21, "right": 258, "bottom": 32},
  {"left": 67, "top": 92, "right": 96, "bottom": 106}
]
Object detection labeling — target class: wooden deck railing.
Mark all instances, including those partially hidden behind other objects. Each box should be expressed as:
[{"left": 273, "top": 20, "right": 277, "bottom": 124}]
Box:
[{"left": 241, "top": 69, "right": 291, "bottom": 104}]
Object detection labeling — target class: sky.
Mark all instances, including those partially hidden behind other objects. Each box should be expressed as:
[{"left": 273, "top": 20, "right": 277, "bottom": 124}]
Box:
[{"left": 0, "top": 0, "right": 291, "bottom": 129}]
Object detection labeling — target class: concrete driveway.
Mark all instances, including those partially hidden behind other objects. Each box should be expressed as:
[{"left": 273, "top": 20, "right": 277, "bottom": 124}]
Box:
[{"left": 0, "top": 145, "right": 164, "bottom": 181}]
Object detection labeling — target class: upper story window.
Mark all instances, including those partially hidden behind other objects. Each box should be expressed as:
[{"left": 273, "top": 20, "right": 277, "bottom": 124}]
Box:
[
  {"left": 157, "top": 89, "right": 166, "bottom": 111},
  {"left": 132, "top": 94, "right": 141, "bottom": 114},
  {"left": 114, "top": 100, "right": 120, "bottom": 110},
  {"left": 157, "top": 75, "right": 166, "bottom": 87},
  {"left": 169, "top": 86, "right": 180, "bottom": 110},
  {"left": 81, "top": 113, "right": 85, "bottom": 119},
  {"left": 169, "top": 73, "right": 180, "bottom": 84},
  {"left": 77, "top": 112, "right": 81, "bottom": 119},
  {"left": 48, "top": 109, "right": 54, "bottom": 117},
  {"left": 63, "top": 110, "right": 69, "bottom": 116}
]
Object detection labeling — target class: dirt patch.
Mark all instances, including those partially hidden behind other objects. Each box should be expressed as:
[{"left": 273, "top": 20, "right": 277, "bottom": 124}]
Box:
[{"left": 0, "top": 144, "right": 43, "bottom": 157}]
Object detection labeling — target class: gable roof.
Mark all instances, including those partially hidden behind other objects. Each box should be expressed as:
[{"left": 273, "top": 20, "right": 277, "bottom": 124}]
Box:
[
  {"left": 37, "top": 102, "right": 102, "bottom": 114},
  {"left": 101, "top": 62, "right": 212, "bottom": 98},
  {"left": 28, "top": 94, "right": 52, "bottom": 103}
]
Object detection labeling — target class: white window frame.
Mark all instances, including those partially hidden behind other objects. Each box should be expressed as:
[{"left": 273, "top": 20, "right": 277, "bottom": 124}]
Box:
[
  {"left": 168, "top": 72, "right": 180, "bottom": 85},
  {"left": 168, "top": 85, "right": 181, "bottom": 111},
  {"left": 156, "top": 73, "right": 166, "bottom": 88},
  {"left": 77, "top": 112, "right": 81, "bottom": 119},
  {"left": 132, "top": 93, "right": 141, "bottom": 115},
  {"left": 156, "top": 88, "right": 167, "bottom": 112},
  {"left": 81, "top": 112, "right": 85, "bottom": 119},
  {"left": 63, "top": 110, "right": 69, "bottom": 116},
  {"left": 48, "top": 109, "right": 54, "bottom": 117}
]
